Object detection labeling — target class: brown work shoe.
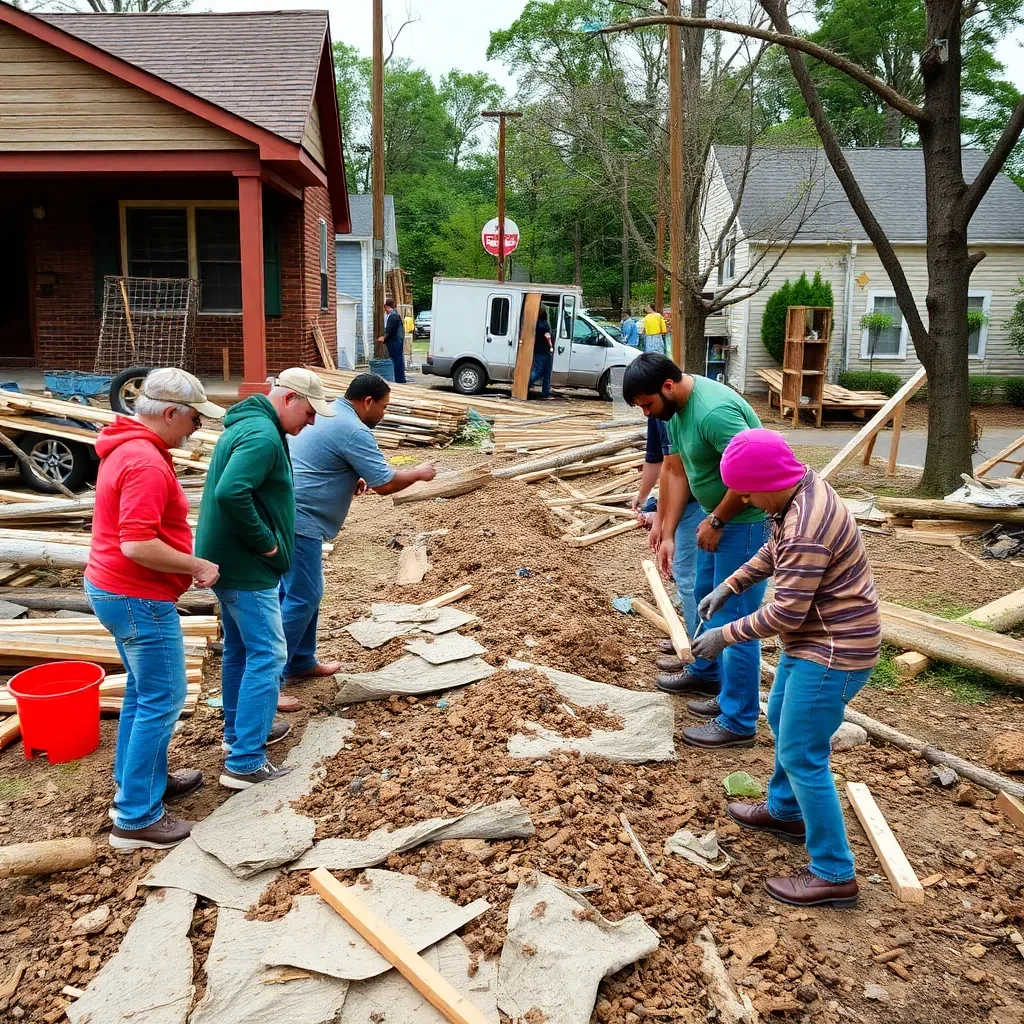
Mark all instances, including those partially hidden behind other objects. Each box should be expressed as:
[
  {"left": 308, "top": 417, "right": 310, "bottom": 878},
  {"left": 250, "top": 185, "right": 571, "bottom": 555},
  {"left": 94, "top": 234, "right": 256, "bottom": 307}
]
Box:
[
  {"left": 687, "top": 696, "right": 721, "bottom": 719},
  {"left": 658, "top": 640, "right": 676, "bottom": 655},
  {"left": 109, "top": 812, "right": 192, "bottom": 851},
  {"left": 164, "top": 770, "right": 203, "bottom": 801},
  {"left": 682, "top": 720, "right": 756, "bottom": 749},
  {"left": 727, "top": 800, "right": 806, "bottom": 844},
  {"left": 277, "top": 693, "right": 305, "bottom": 713},
  {"left": 656, "top": 671, "right": 720, "bottom": 697},
  {"left": 657, "top": 655, "right": 689, "bottom": 672},
  {"left": 284, "top": 660, "right": 341, "bottom": 683},
  {"left": 765, "top": 868, "right": 859, "bottom": 909}
]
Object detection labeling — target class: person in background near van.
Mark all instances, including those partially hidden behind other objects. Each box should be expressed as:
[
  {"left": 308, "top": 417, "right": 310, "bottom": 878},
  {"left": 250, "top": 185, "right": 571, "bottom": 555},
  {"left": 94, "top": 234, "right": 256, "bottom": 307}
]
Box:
[
  {"left": 86, "top": 368, "right": 224, "bottom": 850},
  {"left": 378, "top": 298, "right": 407, "bottom": 384},
  {"left": 403, "top": 309, "right": 415, "bottom": 342},
  {"left": 693, "top": 429, "right": 880, "bottom": 908},
  {"left": 642, "top": 304, "right": 668, "bottom": 354},
  {"left": 622, "top": 353, "right": 768, "bottom": 750},
  {"left": 530, "top": 311, "right": 555, "bottom": 400},
  {"left": 281, "top": 373, "right": 437, "bottom": 690},
  {"left": 620, "top": 308, "right": 640, "bottom": 348},
  {"left": 196, "top": 369, "right": 334, "bottom": 790}
]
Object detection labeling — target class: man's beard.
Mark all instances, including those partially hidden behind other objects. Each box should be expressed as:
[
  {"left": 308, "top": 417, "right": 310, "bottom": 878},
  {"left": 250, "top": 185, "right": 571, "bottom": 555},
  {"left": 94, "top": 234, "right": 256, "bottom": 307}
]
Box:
[{"left": 656, "top": 395, "right": 680, "bottom": 421}]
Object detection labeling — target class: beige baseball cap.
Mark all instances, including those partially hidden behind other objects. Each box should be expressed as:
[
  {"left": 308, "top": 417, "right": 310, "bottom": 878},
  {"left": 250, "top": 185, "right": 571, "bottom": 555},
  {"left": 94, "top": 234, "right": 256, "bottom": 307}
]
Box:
[
  {"left": 275, "top": 367, "right": 336, "bottom": 418},
  {"left": 142, "top": 367, "right": 225, "bottom": 419}
]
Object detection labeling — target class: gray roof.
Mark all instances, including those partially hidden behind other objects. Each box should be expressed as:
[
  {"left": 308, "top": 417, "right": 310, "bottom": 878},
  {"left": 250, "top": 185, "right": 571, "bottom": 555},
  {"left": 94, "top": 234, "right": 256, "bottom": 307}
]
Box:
[
  {"left": 38, "top": 11, "right": 327, "bottom": 144},
  {"left": 713, "top": 146, "right": 1024, "bottom": 243},
  {"left": 338, "top": 194, "right": 398, "bottom": 255}
]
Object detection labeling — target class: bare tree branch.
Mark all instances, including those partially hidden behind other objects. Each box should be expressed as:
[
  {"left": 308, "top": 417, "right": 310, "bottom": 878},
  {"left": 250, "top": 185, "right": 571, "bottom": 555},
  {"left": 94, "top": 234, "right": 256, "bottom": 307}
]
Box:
[
  {"left": 384, "top": 6, "right": 418, "bottom": 66},
  {"left": 961, "top": 93, "right": 1024, "bottom": 222},
  {"left": 597, "top": 13, "right": 926, "bottom": 122}
]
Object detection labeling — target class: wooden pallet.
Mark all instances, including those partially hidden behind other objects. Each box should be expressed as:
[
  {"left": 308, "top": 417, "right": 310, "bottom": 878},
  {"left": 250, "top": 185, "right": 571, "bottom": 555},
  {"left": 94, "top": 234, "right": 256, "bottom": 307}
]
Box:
[
  {"left": 758, "top": 368, "right": 888, "bottom": 419},
  {"left": 974, "top": 432, "right": 1024, "bottom": 480}
]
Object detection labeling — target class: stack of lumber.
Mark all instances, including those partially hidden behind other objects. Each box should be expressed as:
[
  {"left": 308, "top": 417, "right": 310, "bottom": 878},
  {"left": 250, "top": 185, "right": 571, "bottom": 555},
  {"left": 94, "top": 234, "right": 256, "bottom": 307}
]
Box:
[
  {"left": 0, "top": 389, "right": 216, "bottom": 472},
  {"left": 492, "top": 412, "right": 615, "bottom": 454}
]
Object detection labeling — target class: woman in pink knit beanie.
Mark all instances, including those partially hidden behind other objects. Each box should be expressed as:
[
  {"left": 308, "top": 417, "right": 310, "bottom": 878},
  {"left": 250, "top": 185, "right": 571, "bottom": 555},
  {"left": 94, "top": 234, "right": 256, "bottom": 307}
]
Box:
[{"left": 690, "top": 428, "right": 881, "bottom": 909}]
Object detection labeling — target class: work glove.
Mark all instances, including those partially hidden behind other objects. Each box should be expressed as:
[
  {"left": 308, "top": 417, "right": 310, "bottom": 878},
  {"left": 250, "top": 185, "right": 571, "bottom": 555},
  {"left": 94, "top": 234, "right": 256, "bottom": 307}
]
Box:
[
  {"left": 691, "top": 626, "right": 729, "bottom": 661},
  {"left": 698, "top": 581, "right": 734, "bottom": 622}
]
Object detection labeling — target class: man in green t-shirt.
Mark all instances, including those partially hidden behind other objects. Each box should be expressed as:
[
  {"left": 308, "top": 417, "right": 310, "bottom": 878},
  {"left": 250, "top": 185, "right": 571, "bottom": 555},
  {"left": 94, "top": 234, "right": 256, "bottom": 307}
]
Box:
[{"left": 623, "top": 353, "right": 769, "bottom": 751}]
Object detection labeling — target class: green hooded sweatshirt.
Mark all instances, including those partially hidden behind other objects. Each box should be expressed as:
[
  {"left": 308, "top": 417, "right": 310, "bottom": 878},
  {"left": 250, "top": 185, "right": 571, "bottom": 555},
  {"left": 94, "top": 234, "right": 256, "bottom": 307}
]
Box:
[{"left": 195, "top": 394, "right": 294, "bottom": 591}]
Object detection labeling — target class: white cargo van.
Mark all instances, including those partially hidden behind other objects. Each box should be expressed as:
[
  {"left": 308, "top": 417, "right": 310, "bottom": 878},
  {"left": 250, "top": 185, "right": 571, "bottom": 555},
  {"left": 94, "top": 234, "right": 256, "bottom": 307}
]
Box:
[{"left": 420, "top": 277, "right": 641, "bottom": 398}]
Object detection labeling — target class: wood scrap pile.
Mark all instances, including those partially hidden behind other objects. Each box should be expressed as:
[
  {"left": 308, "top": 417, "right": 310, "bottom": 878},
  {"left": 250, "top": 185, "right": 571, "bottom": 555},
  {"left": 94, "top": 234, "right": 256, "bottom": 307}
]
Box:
[{"left": 309, "top": 366, "right": 542, "bottom": 448}]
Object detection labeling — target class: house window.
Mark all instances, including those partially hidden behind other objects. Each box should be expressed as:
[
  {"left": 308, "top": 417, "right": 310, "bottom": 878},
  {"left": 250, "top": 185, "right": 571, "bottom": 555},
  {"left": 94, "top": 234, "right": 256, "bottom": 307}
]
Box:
[
  {"left": 123, "top": 203, "right": 242, "bottom": 313},
  {"left": 860, "top": 292, "right": 907, "bottom": 359},
  {"left": 717, "top": 224, "right": 737, "bottom": 285},
  {"left": 968, "top": 291, "right": 991, "bottom": 359},
  {"left": 319, "top": 219, "right": 329, "bottom": 310}
]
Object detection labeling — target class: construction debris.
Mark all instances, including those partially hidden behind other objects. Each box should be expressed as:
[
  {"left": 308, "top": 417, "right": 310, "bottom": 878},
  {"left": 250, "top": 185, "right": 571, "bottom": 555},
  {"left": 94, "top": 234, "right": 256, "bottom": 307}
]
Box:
[
  {"left": 664, "top": 829, "right": 732, "bottom": 873},
  {"left": 345, "top": 604, "right": 477, "bottom": 648},
  {"left": 693, "top": 927, "right": 759, "bottom": 1024},
  {"left": 404, "top": 632, "right": 487, "bottom": 664},
  {"left": 0, "top": 837, "right": 95, "bottom": 879},
  {"left": 334, "top": 653, "right": 495, "bottom": 705},
  {"left": 497, "top": 872, "right": 660, "bottom": 1024}
]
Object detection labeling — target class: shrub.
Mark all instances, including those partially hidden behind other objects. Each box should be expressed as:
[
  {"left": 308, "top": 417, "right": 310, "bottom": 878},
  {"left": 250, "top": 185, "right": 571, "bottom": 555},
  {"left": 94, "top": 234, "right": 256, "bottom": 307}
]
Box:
[
  {"left": 809, "top": 270, "right": 834, "bottom": 308},
  {"left": 790, "top": 272, "right": 814, "bottom": 307},
  {"left": 968, "top": 375, "right": 1009, "bottom": 404},
  {"left": 1006, "top": 279, "right": 1024, "bottom": 356},
  {"left": 761, "top": 280, "right": 792, "bottom": 363},
  {"left": 838, "top": 370, "right": 902, "bottom": 397},
  {"left": 1006, "top": 377, "right": 1024, "bottom": 406}
]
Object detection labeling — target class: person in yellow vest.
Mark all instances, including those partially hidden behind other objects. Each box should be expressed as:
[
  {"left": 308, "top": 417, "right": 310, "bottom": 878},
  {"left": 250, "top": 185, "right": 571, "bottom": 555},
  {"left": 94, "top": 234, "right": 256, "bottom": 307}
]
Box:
[
  {"left": 642, "top": 304, "right": 668, "bottom": 354},
  {"left": 403, "top": 310, "right": 415, "bottom": 339}
]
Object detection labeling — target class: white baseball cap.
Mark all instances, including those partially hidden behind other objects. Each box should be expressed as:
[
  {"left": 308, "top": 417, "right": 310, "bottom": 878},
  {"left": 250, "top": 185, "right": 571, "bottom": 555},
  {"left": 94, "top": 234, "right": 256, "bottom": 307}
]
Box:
[
  {"left": 142, "top": 368, "right": 225, "bottom": 419},
  {"left": 275, "top": 367, "right": 336, "bottom": 418}
]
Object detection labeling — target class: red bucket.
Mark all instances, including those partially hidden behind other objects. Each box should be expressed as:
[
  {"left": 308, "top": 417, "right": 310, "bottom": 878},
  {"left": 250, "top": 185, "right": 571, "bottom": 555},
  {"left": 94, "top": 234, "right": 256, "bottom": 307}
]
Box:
[{"left": 7, "top": 661, "right": 105, "bottom": 764}]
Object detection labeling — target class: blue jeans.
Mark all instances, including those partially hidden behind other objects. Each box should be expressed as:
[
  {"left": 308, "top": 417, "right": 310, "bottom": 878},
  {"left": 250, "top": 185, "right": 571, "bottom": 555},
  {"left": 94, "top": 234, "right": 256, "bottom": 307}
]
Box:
[
  {"left": 279, "top": 533, "right": 324, "bottom": 679},
  {"left": 84, "top": 580, "right": 187, "bottom": 830},
  {"left": 672, "top": 499, "right": 703, "bottom": 636},
  {"left": 386, "top": 338, "right": 407, "bottom": 384},
  {"left": 690, "top": 517, "right": 770, "bottom": 735},
  {"left": 767, "top": 653, "right": 872, "bottom": 882},
  {"left": 214, "top": 586, "right": 286, "bottom": 774},
  {"left": 530, "top": 351, "right": 553, "bottom": 397},
  {"left": 644, "top": 335, "right": 665, "bottom": 354}
]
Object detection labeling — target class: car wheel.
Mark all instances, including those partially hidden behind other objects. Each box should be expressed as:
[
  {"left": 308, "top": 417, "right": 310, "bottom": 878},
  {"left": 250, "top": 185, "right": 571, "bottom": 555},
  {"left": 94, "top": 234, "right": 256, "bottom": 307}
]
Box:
[
  {"left": 598, "top": 371, "right": 612, "bottom": 402},
  {"left": 109, "top": 366, "right": 152, "bottom": 414},
  {"left": 17, "top": 433, "right": 92, "bottom": 494},
  {"left": 452, "top": 361, "right": 487, "bottom": 395}
]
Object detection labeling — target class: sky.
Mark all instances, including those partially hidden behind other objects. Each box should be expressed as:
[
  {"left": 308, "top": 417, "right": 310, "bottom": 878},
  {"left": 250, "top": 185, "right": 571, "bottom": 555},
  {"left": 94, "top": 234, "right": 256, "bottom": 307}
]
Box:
[{"left": 200, "top": 0, "right": 1024, "bottom": 93}]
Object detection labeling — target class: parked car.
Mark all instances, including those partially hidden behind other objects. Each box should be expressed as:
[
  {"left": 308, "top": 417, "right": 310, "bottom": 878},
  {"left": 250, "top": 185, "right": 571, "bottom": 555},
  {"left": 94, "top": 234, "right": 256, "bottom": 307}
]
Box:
[
  {"left": 420, "top": 278, "right": 640, "bottom": 399},
  {"left": 414, "top": 310, "right": 432, "bottom": 339}
]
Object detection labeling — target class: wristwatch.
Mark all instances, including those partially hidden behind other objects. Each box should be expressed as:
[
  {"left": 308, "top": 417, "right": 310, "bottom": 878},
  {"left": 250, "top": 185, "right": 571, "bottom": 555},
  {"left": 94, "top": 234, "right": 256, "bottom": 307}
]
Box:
[{"left": 708, "top": 515, "right": 724, "bottom": 530}]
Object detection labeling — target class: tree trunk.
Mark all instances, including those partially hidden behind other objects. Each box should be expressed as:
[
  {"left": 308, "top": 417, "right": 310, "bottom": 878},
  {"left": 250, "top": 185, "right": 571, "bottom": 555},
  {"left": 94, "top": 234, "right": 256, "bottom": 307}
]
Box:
[
  {"left": 685, "top": 293, "right": 709, "bottom": 379},
  {"left": 917, "top": 0, "right": 974, "bottom": 496},
  {"left": 882, "top": 105, "right": 903, "bottom": 147},
  {"left": 681, "top": 0, "right": 706, "bottom": 374},
  {"left": 572, "top": 219, "right": 583, "bottom": 289},
  {"left": 621, "top": 166, "right": 630, "bottom": 312}
]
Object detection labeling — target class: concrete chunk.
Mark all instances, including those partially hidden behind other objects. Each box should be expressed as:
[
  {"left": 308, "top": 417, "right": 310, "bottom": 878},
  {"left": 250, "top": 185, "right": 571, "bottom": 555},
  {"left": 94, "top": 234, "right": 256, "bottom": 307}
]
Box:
[{"left": 334, "top": 653, "right": 495, "bottom": 705}]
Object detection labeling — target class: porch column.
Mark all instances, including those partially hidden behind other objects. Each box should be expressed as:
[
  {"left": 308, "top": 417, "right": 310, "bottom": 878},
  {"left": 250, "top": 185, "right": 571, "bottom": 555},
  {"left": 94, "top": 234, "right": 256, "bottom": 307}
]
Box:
[{"left": 235, "top": 170, "right": 267, "bottom": 396}]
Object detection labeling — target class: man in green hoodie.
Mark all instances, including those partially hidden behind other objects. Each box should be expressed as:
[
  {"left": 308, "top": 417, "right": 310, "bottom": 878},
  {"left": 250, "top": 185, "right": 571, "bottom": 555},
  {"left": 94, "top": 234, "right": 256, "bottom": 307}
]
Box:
[{"left": 196, "top": 368, "right": 335, "bottom": 790}]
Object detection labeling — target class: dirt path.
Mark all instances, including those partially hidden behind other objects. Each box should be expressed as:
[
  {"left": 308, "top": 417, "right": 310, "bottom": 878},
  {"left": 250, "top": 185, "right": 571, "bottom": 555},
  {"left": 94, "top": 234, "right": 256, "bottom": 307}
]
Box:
[{"left": 1, "top": 446, "right": 1023, "bottom": 1023}]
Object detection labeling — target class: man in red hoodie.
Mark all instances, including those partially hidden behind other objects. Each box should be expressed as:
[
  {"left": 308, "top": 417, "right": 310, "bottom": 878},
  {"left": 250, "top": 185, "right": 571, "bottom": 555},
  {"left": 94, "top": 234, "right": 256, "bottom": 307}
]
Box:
[{"left": 86, "top": 368, "right": 224, "bottom": 850}]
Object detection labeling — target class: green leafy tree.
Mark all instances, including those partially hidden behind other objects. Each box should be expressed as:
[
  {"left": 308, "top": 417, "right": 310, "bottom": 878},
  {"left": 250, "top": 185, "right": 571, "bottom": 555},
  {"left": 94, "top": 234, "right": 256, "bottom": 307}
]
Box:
[
  {"left": 790, "top": 272, "right": 814, "bottom": 307},
  {"left": 761, "top": 279, "right": 793, "bottom": 363},
  {"left": 1005, "top": 278, "right": 1024, "bottom": 356},
  {"left": 333, "top": 42, "right": 372, "bottom": 192},
  {"left": 809, "top": 269, "right": 834, "bottom": 307},
  {"left": 439, "top": 71, "right": 505, "bottom": 169}
]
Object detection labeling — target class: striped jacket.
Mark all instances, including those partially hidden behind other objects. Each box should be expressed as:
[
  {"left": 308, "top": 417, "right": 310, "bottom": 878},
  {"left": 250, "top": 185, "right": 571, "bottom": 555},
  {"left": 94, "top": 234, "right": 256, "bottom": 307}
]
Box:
[{"left": 721, "top": 469, "right": 881, "bottom": 670}]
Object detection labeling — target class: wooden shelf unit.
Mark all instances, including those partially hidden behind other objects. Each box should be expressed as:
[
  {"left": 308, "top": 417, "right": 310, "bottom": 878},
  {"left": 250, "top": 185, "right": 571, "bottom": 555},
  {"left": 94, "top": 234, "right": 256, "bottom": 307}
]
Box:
[{"left": 781, "top": 305, "right": 833, "bottom": 426}]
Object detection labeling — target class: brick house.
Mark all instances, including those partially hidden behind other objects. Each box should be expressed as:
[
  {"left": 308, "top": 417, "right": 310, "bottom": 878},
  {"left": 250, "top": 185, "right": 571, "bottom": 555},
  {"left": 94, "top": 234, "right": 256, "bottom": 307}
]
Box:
[{"left": 0, "top": 5, "right": 350, "bottom": 395}]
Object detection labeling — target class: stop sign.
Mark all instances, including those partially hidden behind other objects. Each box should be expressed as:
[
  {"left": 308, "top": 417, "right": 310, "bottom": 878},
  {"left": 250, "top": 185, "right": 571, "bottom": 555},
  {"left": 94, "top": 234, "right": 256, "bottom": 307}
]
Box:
[{"left": 481, "top": 217, "right": 520, "bottom": 257}]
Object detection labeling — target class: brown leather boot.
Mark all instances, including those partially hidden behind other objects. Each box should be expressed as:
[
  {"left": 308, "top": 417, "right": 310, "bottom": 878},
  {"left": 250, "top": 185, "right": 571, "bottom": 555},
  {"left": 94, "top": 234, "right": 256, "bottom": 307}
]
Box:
[
  {"left": 727, "top": 800, "right": 806, "bottom": 844},
  {"left": 686, "top": 696, "right": 720, "bottom": 719},
  {"left": 765, "top": 868, "right": 859, "bottom": 908},
  {"left": 657, "top": 655, "right": 688, "bottom": 672},
  {"left": 682, "top": 721, "right": 756, "bottom": 749},
  {"left": 656, "top": 672, "right": 720, "bottom": 697}
]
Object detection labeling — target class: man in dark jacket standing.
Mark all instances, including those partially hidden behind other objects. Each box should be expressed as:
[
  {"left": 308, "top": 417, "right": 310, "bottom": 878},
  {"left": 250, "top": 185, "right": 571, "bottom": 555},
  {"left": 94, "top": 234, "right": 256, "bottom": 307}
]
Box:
[
  {"left": 529, "top": 312, "right": 554, "bottom": 399},
  {"left": 196, "top": 368, "right": 334, "bottom": 790},
  {"left": 378, "top": 298, "right": 406, "bottom": 383}
]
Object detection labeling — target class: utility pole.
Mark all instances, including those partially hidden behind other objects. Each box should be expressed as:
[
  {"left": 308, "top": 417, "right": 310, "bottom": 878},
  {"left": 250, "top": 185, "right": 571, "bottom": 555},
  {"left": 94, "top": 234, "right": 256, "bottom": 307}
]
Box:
[
  {"left": 371, "top": 0, "right": 385, "bottom": 357},
  {"left": 654, "top": 164, "right": 665, "bottom": 314},
  {"left": 481, "top": 110, "right": 521, "bottom": 282},
  {"left": 666, "top": 0, "right": 685, "bottom": 367},
  {"left": 621, "top": 163, "right": 630, "bottom": 316}
]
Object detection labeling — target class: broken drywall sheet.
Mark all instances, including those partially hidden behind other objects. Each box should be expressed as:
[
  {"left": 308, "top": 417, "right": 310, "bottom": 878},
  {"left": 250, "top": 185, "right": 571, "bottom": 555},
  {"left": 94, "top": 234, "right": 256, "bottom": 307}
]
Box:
[
  {"left": 405, "top": 632, "right": 487, "bottom": 664},
  {"left": 293, "top": 798, "right": 534, "bottom": 871},
  {"left": 344, "top": 618, "right": 415, "bottom": 648},
  {"left": 334, "top": 653, "right": 495, "bottom": 705},
  {"left": 370, "top": 603, "right": 441, "bottom": 623},
  {"left": 263, "top": 869, "right": 489, "bottom": 981},
  {"left": 664, "top": 829, "right": 732, "bottom": 873},
  {"left": 339, "top": 933, "right": 499, "bottom": 1024},
  {"left": 67, "top": 888, "right": 195, "bottom": 1024},
  {"left": 497, "top": 872, "right": 660, "bottom": 1024},
  {"left": 189, "top": 910, "right": 348, "bottom": 1024},
  {"left": 505, "top": 661, "right": 676, "bottom": 763},
  {"left": 190, "top": 717, "right": 354, "bottom": 878},
  {"left": 419, "top": 607, "right": 478, "bottom": 634},
  {"left": 345, "top": 605, "right": 478, "bottom": 649},
  {"left": 141, "top": 838, "right": 278, "bottom": 910}
]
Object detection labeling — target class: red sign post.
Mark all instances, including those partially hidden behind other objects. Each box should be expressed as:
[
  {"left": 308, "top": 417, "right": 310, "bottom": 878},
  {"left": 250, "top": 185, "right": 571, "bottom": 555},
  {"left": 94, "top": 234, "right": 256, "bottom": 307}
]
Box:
[{"left": 481, "top": 217, "right": 520, "bottom": 259}]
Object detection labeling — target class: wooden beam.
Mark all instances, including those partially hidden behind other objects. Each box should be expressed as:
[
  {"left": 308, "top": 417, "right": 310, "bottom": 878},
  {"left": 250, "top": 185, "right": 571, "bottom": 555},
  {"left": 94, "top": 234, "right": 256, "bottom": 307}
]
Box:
[
  {"left": 494, "top": 432, "right": 645, "bottom": 480},
  {"left": 819, "top": 367, "right": 927, "bottom": 481},
  {"left": 876, "top": 496, "right": 1024, "bottom": 524},
  {"left": 996, "top": 790, "right": 1024, "bottom": 830},
  {"left": 309, "top": 867, "right": 492, "bottom": 1024},
  {"left": 845, "top": 782, "right": 924, "bottom": 905},
  {"left": 0, "top": 838, "right": 95, "bottom": 879},
  {"left": 641, "top": 559, "right": 692, "bottom": 662},
  {"left": 880, "top": 600, "right": 1024, "bottom": 685},
  {"left": 392, "top": 465, "right": 491, "bottom": 506},
  {"left": 887, "top": 404, "right": 904, "bottom": 476},
  {"left": 511, "top": 292, "right": 542, "bottom": 402},
  {"left": 421, "top": 584, "right": 472, "bottom": 609},
  {"left": 565, "top": 519, "right": 640, "bottom": 547},
  {"left": 0, "top": 716, "right": 20, "bottom": 750},
  {"left": 975, "top": 432, "right": 1024, "bottom": 478},
  {"left": 631, "top": 597, "right": 669, "bottom": 634}
]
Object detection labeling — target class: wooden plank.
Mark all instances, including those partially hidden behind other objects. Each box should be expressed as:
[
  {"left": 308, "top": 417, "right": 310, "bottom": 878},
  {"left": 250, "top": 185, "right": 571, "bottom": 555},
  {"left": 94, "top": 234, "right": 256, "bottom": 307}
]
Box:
[
  {"left": 995, "top": 790, "right": 1024, "bottom": 829},
  {"left": 887, "top": 403, "right": 904, "bottom": 476},
  {"left": 975, "top": 432, "right": 1024, "bottom": 478},
  {"left": 421, "top": 584, "right": 472, "bottom": 609},
  {"left": 893, "top": 529, "right": 961, "bottom": 548},
  {"left": 892, "top": 651, "right": 931, "bottom": 680},
  {"left": 819, "top": 367, "right": 927, "bottom": 481},
  {"left": 845, "top": 782, "right": 924, "bottom": 904},
  {"left": 392, "top": 465, "right": 491, "bottom": 506},
  {"left": 631, "top": 597, "right": 669, "bottom": 634},
  {"left": 0, "top": 715, "right": 20, "bottom": 750},
  {"left": 565, "top": 519, "right": 639, "bottom": 547},
  {"left": 309, "top": 867, "right": 492, "bottom": 1024},
  {"left": 641, "top": 558, "right": 692, "bottom": 662},
  {"left": 876, "top": 496, "right": 1024, "bottom": 524},
  {"left": 511, "top": 292, "right": 542, "bottom": 402},
  {"left": 871, "top": 561, "right": 939, "bottom": 574},
  {"left": 0, "top": 838, "right": 95, "bottom": 879}
]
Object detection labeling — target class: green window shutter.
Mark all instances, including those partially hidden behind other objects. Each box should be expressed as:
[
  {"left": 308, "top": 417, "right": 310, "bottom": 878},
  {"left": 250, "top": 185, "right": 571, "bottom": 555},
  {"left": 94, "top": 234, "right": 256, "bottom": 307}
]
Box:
[
  {"left": 90, "top": 202, "right": 120, "bottom": 313},
  {"left": 263, "top": 203, "right": 282, "bottom": 316}
]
